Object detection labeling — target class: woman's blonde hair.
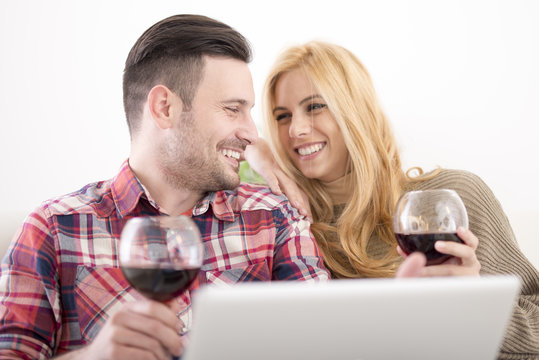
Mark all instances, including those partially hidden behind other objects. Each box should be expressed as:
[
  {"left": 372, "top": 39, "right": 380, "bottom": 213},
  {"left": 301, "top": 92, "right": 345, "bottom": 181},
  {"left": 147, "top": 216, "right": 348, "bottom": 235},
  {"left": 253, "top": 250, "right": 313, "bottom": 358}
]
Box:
[{"left": 262, "top": 41, "right": 416, "bottom": 278}]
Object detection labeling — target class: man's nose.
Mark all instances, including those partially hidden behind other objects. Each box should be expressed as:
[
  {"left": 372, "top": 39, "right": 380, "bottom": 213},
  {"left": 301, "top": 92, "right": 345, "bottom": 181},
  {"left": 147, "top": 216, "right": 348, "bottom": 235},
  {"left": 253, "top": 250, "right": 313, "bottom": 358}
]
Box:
[{"left": 237, "top": 112, "right": 259, "bottom": 145}]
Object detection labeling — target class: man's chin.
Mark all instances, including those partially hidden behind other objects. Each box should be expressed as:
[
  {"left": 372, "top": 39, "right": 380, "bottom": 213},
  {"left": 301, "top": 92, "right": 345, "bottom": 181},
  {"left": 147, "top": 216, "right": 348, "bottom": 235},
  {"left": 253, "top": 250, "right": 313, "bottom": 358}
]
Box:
[
  {"left": 205, "top": 172, "right": 240, "bottom": 192},
  {"left": 222, "top": 174, "right": 240, "bottom": 190}
]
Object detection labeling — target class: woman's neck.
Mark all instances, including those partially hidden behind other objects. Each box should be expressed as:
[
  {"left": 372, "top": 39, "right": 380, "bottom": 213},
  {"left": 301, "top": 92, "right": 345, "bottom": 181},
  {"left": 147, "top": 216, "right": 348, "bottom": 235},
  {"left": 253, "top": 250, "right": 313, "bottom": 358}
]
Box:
[{"left": 321, "top": 172, "right": 353, "bottom": 206}]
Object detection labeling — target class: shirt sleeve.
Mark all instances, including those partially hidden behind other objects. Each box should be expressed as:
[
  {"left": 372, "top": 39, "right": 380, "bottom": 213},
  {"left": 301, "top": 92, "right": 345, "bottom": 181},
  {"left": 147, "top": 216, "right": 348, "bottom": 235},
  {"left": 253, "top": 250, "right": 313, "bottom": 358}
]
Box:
[
  {"left": 271, "top": 200, "right": 330, "bottom": 281},
  {"left": 0, "top": 208, "right": 60, "bottom": 359},
  {"left": 454, "top": 171, "right": 539, "bottom": 358}
]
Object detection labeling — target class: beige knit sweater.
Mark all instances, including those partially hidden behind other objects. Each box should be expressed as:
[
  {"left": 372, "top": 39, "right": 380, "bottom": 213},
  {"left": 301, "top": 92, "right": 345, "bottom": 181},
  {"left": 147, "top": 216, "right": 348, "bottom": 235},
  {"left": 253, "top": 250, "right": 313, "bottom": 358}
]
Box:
[
  {"left": 406, "top": 169, "right": 539, "bottom": 358},
  {"left": 329, "top": 169, "right": 538, "bottom": 358}
]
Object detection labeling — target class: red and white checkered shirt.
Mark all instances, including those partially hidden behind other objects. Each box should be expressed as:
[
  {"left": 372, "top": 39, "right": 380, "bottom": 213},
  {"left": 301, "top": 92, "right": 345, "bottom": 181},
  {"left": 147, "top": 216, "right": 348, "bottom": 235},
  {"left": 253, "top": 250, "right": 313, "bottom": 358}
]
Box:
[{"left": 0, "top": 161, "right": 329, "bottom": 359}]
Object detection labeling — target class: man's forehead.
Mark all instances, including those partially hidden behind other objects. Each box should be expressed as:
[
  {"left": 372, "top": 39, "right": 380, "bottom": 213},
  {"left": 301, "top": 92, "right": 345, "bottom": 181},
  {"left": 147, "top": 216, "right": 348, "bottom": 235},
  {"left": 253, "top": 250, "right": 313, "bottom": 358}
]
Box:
[{"left": 199, "top": 56, "right": 255, "bottom": 105}]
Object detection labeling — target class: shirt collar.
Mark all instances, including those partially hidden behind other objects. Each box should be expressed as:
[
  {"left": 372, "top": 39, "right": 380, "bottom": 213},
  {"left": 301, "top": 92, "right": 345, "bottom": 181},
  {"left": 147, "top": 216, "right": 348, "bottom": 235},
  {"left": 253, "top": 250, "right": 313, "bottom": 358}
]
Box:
[
  {"left": 194, "top": 190, "right": 236, "bottom": 222},
  {"left": 111, "top": 160, "right": 150, "bottom": 218},
  {"left": 111, "top": 160, "right": 236, "bottom": 222}
]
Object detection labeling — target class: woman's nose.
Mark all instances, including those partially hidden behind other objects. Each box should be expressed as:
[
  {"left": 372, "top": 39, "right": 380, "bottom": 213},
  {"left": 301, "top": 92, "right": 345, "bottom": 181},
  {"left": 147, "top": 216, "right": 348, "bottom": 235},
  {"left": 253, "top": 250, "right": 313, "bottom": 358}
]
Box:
[{"left": 289, "top": 115, "right": 313, "bottom": 138}]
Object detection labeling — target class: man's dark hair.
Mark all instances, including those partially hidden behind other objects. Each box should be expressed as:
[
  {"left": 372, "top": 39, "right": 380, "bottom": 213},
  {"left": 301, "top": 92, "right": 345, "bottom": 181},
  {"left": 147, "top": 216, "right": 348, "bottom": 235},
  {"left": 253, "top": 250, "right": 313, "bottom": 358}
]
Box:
[{"left": 123, "top": 14, "right": 252, "bottom": 135}]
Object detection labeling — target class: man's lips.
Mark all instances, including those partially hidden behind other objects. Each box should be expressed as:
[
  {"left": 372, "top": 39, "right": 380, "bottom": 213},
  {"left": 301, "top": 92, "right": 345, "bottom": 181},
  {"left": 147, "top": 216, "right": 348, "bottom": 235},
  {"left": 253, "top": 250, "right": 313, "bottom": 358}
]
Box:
[{"left": 220, "top": 148, "right": 241, "bottom": 161}]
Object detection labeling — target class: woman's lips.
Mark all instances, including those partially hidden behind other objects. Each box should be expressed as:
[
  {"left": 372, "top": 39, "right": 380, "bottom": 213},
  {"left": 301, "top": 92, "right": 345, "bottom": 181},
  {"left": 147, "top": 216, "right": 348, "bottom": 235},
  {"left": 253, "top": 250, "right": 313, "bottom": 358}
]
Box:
[{"left": 295, "top": 142, "right": 326, "bottom": 157}]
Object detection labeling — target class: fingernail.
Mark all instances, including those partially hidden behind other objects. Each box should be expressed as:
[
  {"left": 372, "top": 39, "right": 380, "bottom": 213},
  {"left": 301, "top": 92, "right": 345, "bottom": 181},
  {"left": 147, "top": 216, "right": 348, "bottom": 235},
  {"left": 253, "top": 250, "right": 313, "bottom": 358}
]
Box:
[{"left": 435, "top": 241, "right": 446, "bottom": 249}]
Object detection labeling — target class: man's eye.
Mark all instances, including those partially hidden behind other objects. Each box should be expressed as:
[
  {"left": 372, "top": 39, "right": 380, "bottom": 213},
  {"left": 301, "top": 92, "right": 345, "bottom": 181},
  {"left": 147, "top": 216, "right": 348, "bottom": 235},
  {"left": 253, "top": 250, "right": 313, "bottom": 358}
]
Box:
[
  {"left": 226, "top": 107, "right": 239, "bottom": 113},
  {"left": 307, "top": 103, "right": 326, "bottom": 112}
]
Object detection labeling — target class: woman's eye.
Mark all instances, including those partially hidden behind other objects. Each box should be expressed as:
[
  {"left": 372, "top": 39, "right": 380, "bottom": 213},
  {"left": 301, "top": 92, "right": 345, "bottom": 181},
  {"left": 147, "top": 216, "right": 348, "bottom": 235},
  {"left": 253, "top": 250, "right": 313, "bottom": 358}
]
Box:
[
  {"left": 307, "top": 103, "right": 326, "bottom": 112},
  {"left": 275, "top": 113, "right": 291, "bottom": 122}
]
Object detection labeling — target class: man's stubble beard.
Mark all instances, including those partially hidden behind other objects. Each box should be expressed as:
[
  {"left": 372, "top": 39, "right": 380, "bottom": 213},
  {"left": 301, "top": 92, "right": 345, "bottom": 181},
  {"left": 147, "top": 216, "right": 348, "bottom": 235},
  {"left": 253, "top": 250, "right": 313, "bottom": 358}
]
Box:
[{"left": 158, "top": 112, "right": 240, "bottom": 193}]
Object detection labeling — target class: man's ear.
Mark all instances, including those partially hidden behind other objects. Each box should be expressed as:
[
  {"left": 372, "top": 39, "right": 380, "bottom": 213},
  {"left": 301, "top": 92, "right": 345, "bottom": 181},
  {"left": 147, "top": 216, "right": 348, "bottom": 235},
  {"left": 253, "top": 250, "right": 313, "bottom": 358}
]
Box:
[{"left": 147, "top": 85, "right": 182, "bottom": 129}]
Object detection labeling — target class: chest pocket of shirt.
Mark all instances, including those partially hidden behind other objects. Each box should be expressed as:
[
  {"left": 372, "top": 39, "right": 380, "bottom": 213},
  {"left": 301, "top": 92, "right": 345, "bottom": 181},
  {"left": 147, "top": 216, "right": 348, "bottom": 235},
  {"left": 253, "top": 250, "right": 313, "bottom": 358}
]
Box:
[
  {"left": 74, "top": 266, "right": 139, "bottom": 342},
  {"left": 202, "top": 260, "right": 271, "bottom": 285}
]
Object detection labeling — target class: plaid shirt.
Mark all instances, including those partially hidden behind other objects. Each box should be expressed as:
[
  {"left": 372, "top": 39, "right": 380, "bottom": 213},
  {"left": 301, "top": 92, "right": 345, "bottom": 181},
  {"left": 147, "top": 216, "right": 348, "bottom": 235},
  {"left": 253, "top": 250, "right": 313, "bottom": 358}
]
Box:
[{"left": 0, "top": 161, "right": 328, "bottom": 359}]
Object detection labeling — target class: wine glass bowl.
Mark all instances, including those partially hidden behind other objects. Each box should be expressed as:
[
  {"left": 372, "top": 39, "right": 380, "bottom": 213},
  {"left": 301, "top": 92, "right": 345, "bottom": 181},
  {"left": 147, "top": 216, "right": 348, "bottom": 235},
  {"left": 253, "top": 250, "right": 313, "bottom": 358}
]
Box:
[
  {"left": 393, "top": 189, "right": 468, "bottom": 265},
  {"left": 119, "top": 215, "right": 203, "bottom": 302}
]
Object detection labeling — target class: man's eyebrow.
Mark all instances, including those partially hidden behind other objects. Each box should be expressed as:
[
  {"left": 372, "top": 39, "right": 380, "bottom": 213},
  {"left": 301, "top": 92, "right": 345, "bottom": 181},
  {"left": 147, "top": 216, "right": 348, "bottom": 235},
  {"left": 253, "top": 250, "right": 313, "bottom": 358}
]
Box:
[
  {"left": 223, "top": 99, "right": 248, "bottom": 105},
  {"left": 273, "top": 94, "right": 324, "bottom": 114},
  {"left": 222, "top": 98, "right": 254, "bottom": 108}
]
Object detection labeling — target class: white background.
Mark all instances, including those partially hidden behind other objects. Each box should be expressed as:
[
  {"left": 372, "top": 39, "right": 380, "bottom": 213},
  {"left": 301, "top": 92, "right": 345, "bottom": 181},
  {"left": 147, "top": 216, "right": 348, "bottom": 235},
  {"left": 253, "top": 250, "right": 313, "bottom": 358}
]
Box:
[{"left": 0, "top": 0, "right": 537, "bottom": 268}]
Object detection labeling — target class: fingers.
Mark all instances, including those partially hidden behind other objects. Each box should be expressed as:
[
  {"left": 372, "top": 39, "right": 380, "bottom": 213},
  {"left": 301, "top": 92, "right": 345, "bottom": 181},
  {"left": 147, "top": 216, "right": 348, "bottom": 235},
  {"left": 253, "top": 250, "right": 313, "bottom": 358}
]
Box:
[
  {"left": 124, "top": 301, "right": 183, "bottom": 355},
  {"left": 396, "top": 252, "right": 427, "bottom": 278},
  {"left": 92, "top": 301, "right": 183, "bottom": 359},
  {"left": 106, "top": 324, "right": 169, "bottom": 360},
  {"left": 396, "top": 245, "right": 407, "bottom": 258},
  {"left": 274, "top": 168, "right": 310, "bottom": 217},
  {"left": 421, "top": 229, "right": 481, "bottom": 276},
  {"left": 400, "top": 228, "right": 481, "bottom": 277},
  {"left": 456, "top": 226, "right": 479, "bottom": 249},
  {"left": 299, "top": 190, "right": 313, "bottom": 221},
  {"left": 434, "top": 241, "right": 478, "bottom": 268},
  {"left": 127, "top": 300, "right": 179, "bottom": 330},
  {"left": 243, "top": 140, "right": 310, "bottom": 217},
  {"left": 264, "top": 173, "right": 283, "bottom": 195},
  {"left": 434, "top": 228, "right": 481, "bottom": 271},
  {"left": 420, "top": 262, "right": 480, "bottom": 277},
  {"left": 87, "top": 304, "right": 184, "bottom": 360}
]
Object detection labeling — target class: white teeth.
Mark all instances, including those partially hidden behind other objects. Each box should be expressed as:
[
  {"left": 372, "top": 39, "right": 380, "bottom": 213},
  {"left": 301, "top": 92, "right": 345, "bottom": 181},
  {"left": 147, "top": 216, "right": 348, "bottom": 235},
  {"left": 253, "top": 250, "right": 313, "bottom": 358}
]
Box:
[
  {"left": 298, "top": 143, "right": 323, "bottom": 156},
  {"left": 220, "top": 149, "right": 240, "bottom": 160}
]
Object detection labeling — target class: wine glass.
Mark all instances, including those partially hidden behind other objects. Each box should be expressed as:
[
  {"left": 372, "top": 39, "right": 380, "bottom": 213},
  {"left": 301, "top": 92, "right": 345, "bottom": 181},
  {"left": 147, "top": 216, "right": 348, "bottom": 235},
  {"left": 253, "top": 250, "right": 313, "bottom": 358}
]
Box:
[
  {"left": 393, "top": 189, "right": 468, "bottom": 265},
  {"left": 119, "top": 215, "right": 203, "bottom": 333}
]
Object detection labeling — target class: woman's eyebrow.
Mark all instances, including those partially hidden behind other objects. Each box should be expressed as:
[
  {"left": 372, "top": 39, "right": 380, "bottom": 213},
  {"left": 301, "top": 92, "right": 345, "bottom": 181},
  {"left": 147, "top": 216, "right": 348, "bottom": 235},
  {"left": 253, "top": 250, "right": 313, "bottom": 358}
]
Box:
[
  {"left": 273, "top": 106, "right": 287, "bottom": 114},
  {"left": 299, "top": 94, "right": 324, "bottom": 106},
  {"left": 273, "top": 94, "right": 324, "bottom": 114}
]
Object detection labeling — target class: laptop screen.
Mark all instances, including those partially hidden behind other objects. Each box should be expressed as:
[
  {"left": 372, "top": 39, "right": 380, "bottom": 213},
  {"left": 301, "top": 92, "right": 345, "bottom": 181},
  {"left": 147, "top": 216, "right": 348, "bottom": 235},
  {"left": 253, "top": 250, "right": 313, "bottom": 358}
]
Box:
[{"left": 183, "top": 275, "right": 520, "bottom": 360}]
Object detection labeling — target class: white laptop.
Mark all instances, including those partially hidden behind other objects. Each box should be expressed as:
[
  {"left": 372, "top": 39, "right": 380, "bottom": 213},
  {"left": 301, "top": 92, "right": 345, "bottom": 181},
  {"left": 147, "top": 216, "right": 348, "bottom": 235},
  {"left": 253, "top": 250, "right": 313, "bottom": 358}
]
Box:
[{"left": 182, "top": 275, "right": 520, "bottom": 360}]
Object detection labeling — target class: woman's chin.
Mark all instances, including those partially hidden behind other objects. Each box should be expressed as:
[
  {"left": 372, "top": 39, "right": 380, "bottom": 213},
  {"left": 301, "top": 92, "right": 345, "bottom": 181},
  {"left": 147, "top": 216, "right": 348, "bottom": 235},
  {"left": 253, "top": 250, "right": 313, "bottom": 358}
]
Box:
[{"left": 297, "top": 167, "right": 325, "bottom": 181}]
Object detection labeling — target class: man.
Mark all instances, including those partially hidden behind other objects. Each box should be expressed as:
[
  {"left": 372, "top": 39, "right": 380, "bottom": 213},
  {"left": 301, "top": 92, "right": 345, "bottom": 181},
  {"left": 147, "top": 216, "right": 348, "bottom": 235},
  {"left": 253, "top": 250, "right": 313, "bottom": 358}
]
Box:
[{"left": 0, "top": 14, "right": 329, "bottom": 359}]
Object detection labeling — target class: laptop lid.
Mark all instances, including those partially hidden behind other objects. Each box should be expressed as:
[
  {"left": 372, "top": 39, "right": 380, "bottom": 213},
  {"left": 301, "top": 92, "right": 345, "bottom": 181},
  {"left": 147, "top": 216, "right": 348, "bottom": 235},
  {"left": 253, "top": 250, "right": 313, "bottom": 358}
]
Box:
[{"left": 183, "top": 275, "right": 520, "bottom": 360}]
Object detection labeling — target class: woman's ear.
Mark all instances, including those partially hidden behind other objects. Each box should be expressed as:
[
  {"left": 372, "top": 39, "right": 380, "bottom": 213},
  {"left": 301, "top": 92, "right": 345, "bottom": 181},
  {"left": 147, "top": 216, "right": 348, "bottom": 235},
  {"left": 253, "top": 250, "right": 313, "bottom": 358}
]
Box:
[{"left": 147, "top": 85, "right": 182, "bottom": 129}]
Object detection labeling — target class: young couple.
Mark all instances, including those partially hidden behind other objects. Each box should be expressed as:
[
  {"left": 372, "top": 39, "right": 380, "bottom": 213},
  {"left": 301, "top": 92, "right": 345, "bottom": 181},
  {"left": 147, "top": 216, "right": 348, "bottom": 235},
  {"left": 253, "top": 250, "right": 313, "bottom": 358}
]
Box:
[{"left": 0, "top": 13, "right": 537, "bottom": 360}]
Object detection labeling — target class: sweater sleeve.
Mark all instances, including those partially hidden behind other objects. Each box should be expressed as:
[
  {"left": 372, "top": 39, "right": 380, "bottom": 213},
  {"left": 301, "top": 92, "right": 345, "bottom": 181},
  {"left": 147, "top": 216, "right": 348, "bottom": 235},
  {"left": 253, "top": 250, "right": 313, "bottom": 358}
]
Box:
[{"left": 440, "top": 170, "right": 539, "bottom": 359}]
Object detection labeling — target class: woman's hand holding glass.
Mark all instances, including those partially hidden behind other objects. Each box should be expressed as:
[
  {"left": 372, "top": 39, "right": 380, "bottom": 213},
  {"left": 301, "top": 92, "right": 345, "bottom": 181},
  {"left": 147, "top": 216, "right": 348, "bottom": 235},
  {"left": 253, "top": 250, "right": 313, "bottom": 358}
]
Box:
[{"left": 394, "top": 189, "right": 481, "bottom": 277}]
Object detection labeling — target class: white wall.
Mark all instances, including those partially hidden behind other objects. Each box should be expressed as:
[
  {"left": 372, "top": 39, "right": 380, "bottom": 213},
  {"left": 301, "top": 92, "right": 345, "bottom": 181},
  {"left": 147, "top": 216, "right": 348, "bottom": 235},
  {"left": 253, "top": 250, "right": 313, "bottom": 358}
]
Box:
[{"left": 1, "top": 0, "right": 537, "bottom": 268}]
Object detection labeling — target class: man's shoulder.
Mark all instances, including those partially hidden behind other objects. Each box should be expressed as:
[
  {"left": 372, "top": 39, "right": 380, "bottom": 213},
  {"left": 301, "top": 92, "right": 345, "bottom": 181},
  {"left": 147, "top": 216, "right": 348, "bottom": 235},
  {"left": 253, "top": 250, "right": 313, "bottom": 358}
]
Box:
[
  {"left": 224, "top": 182, "right": 295, "bottom": 213},
  {"left": 37, "top": 179, "right": 115, "bottom": 218}
]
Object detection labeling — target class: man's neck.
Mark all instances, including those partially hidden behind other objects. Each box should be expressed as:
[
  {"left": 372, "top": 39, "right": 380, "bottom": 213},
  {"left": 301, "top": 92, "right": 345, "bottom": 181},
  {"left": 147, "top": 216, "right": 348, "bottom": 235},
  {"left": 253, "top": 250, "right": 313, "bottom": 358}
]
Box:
[{"left": 128, "top": 157, "right": 204, "bottom": 216}]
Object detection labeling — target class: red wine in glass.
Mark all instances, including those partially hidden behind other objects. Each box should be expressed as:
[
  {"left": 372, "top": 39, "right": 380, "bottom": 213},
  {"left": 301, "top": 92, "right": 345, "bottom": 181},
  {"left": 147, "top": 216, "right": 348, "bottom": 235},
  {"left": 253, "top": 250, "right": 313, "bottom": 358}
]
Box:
[
  {"left": 395, "top": 232, "right": 463, "bottom": 265},
  {"left": 393, "top": 189, "right": 468, "bottom": 266},
  {"left": 119, "top": 215, "right": 203, "bottom": 335},
  {"left": 121, "top": 265, "right": 200, "bottom": 302}
]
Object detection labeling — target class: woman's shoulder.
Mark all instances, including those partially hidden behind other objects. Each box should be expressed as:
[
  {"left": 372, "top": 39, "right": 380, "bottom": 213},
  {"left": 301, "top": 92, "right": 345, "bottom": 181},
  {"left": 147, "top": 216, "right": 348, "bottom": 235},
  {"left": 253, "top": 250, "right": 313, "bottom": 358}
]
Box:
[
  {"left": 408, "top": 168, "right": 489, "bottom": 193},
  {"left": 406, "top": 168, "right": 500, "bottom": 212}
]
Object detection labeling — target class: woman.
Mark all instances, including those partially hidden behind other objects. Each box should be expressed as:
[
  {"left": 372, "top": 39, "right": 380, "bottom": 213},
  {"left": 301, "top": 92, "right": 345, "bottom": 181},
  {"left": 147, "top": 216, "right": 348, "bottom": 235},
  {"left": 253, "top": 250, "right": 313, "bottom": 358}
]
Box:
[{"left": 245, "top": 41, "right": 539, "bottom": 357}]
